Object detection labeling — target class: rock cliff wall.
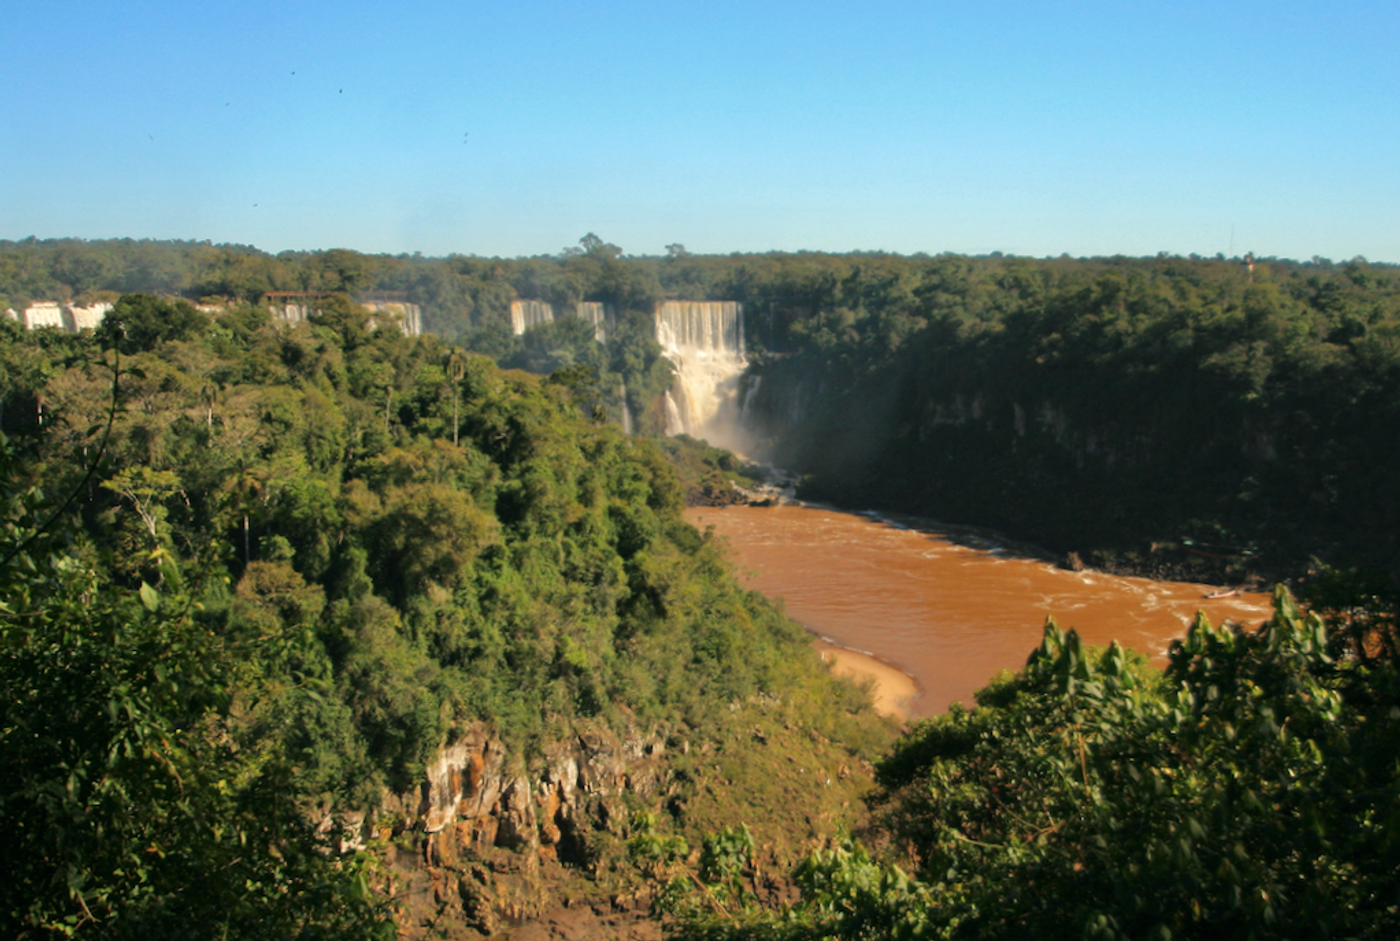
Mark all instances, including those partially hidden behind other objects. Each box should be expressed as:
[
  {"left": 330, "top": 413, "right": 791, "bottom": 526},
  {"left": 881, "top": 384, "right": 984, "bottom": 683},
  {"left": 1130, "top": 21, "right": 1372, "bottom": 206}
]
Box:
[{"left": 344, "top": 720, "right": 676, "bottom": 937}]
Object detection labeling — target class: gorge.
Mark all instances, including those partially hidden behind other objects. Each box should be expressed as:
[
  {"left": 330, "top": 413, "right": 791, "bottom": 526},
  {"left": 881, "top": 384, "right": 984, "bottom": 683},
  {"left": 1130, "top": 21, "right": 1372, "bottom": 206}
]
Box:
[
  {"left": 652, "top": 294, "right": 1286, "bottom": 720},
  {"left": 5, "top": 241, "right": 1399, "bottom": 940}
]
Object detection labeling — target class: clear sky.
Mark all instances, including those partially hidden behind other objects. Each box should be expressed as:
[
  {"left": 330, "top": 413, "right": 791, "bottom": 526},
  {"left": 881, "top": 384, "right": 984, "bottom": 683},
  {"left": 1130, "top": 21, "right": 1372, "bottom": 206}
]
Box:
[{"left": 5, "top": 1, "right": 1397, "bottom": 261}]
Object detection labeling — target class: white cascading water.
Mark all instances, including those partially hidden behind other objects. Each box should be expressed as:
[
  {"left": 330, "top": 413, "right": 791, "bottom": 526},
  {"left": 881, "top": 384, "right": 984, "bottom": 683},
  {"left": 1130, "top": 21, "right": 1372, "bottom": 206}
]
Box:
[
  {"left": 655, "top": 301, "right": 749, "bottom": 449},
  {"left": 272, "top": 304, "right": 312, "bottom": 324},
  {"left": 740, "top": 375, "right": 762, "bottom": 424},
  {"left": 576, "top": 302, "right": 612, "bottom": 342},
  {"left": 511, "top": 300, "right": 613, "bottom": 339},
  {"left": 663, "top": 391, "right": 686, "bottom": 436},
  {"left": 509, "top": 300, "right": 555, "bottom": 335},
  {"left": 361, "top": 301, "right": 424, "bottom": 336}
]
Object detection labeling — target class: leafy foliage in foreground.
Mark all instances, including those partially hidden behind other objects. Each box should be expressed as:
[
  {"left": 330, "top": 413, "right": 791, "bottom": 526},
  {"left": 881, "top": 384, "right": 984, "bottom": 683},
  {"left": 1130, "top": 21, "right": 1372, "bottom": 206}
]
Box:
[
  {"left": 0, "top": 440, "right": 391, "bottom": 939},
  {"left": 675, "top": 590, "right": 1400, "bottom": 940}
]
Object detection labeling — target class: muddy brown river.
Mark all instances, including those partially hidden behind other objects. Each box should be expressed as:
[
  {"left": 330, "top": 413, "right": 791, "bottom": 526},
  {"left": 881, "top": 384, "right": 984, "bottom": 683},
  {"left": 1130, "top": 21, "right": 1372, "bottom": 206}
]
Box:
[{"left": 687, "top": 503, "right": 1274, "bottom": 718}]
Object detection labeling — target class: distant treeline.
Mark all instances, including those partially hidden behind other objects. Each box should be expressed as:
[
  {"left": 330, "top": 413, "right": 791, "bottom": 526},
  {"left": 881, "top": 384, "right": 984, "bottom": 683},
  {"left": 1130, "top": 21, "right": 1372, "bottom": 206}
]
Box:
[{"left": 14, "top": 235, "right": 1383, "bottom": 352}]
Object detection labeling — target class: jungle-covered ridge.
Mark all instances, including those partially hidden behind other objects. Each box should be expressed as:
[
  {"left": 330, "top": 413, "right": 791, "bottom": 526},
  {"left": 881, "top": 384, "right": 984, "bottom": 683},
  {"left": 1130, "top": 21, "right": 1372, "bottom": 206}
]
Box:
[
  {"left": 0, "top": 294, "right": 894, "bottom": 937},
  {"left": 5, "top": 235, "right": 1400, "bottom": 581}
]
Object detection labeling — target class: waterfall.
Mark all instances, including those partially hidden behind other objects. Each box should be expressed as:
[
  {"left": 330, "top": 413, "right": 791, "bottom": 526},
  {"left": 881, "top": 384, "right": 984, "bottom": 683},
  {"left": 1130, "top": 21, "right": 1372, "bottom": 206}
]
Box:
[
  {"left": 619, "top": 384, "right": 634, "bottom": 435},
  {"left": 362, "top": 301, "right": 423, "bottom": 336},
  {"left": 740, "top": 375, "right": 762, "bottom": 424},
  {"left": 655, "top": 301, "right": 748, "bottom": 448},
  {"left": 511, "top": 300, "right": 612, "bottom": 340},
  {"left": 663, "top": 391, "right": 685, "bottom": 437},
  {"left": 576, "top": 302, "right": 613, "bottom": 342},
  {"left": 509, "top": 300, "right": 555, "bottom": 335},
  {"left": 656, "top": 301, "right": 744, "bottom": 352},
  {"left": 272, "top": 304, "right": 312, "bottom": 324}
]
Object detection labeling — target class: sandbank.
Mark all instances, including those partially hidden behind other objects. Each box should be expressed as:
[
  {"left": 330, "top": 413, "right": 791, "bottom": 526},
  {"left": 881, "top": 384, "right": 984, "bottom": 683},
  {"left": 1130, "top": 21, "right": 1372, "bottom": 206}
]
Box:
[{"left": 812, "top": 637, "right": 920, "bottom": 722}]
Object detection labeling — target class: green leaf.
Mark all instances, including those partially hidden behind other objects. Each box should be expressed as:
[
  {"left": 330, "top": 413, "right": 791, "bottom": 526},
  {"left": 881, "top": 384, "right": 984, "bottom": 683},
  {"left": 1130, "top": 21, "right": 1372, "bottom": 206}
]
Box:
[
  {"left": 158, "top": 558, "right": 184, "bottom": 593},
  {"left": 139, "top": 581, "right": 160, "bottom": 612}
]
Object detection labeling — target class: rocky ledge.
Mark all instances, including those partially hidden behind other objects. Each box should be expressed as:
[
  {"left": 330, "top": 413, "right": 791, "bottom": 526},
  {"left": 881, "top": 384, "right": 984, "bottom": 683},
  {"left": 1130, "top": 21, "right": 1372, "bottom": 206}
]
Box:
[{"left": 329, "top": 720, "right": 680, "bottom": 938}]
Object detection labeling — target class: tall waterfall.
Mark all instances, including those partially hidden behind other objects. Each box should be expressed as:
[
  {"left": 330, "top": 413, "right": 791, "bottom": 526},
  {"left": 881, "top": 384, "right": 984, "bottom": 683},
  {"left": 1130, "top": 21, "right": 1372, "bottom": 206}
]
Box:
[
  {"left": 510, "top": 300, "right": 555, "bottom": 335},
  {"left": 655, "top": 301, "right": 749, "bottom": 449},
  {"left": 663, "top": 391, "right": 686, "bottom": 436},
  {"left": 740, "top": 375, "right": 762, "bottom": 424}
]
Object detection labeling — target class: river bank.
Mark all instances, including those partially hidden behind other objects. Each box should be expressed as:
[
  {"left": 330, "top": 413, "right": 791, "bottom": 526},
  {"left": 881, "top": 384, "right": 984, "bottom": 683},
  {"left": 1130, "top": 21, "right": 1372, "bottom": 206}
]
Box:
[{"left": 796, "top": 477, "right": 1292, "bottom": 589}]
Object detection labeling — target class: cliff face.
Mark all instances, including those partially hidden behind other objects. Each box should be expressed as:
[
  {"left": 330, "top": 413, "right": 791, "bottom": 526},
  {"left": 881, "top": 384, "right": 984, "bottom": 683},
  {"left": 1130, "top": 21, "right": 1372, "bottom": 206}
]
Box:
[
  {"left": 340, "top": 685, "right": 888, "bottom": 940},
  {"left": 342, "top": 721, "right": 676, "bottom": 938},
  {"left": 739, "top": 357, "right": 1310, "bottom": 581}
]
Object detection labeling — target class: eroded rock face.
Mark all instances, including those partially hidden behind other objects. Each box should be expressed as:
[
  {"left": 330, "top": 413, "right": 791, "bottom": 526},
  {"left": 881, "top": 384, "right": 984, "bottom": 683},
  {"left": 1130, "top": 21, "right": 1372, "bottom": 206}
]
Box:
[{"left": 350, "top": 719, "right": 673, "bottom": 938}]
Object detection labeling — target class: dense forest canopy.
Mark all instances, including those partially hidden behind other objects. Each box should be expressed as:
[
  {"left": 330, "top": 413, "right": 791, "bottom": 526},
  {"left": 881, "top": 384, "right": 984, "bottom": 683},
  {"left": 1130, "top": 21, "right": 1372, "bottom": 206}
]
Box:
[
  {"left": 8, "top": 237, "right": 1394, "bottom": 350},
  {"left": 740, "top": 251, "right": 1400, "bottom": 582}
]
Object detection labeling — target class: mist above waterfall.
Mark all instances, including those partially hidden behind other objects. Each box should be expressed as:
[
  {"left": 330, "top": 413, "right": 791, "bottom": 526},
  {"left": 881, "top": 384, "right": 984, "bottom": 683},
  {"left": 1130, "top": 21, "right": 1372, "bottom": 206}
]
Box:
[{"left": 656, "top": 301, "right": 753, "bottom": 453}]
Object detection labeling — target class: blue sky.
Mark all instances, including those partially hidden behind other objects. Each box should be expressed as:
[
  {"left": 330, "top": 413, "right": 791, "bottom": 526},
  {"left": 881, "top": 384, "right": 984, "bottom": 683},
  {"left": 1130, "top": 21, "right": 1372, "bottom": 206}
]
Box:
[{"left": 5, "top": 1, "right": 1398, "bottom": 260}]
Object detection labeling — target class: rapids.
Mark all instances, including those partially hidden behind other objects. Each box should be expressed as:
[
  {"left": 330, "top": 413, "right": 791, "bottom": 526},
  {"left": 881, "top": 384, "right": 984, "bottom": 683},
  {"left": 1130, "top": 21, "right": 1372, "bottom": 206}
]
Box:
[{"left": 687, "top": 503, "right": 1274, "bottom": 718}]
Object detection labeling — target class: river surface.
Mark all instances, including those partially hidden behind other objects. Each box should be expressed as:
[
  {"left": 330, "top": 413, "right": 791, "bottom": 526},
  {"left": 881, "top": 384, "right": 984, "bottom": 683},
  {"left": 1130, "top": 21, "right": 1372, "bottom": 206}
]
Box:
[{"left": 686, "top": 503, "right": 1274, "bottom": 718}]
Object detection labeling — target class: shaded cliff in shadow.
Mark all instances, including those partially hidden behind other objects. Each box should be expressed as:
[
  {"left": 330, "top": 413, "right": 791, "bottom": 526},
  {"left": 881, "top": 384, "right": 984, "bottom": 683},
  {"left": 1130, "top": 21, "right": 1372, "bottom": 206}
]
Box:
[{"left": 739, "top": 256, "right": 1400, "bottom": 583}]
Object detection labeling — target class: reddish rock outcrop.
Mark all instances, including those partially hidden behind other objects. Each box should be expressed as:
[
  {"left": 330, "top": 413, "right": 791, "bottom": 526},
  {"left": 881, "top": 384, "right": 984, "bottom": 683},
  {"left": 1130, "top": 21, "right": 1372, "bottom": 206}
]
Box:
[{"left": 340, "top": 720, "right": 675, "bottom": 938}]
